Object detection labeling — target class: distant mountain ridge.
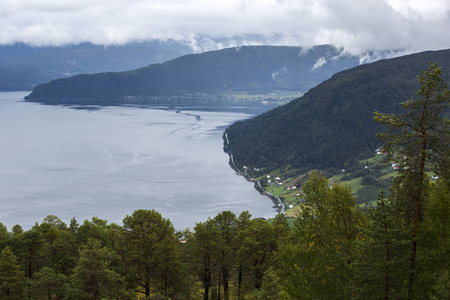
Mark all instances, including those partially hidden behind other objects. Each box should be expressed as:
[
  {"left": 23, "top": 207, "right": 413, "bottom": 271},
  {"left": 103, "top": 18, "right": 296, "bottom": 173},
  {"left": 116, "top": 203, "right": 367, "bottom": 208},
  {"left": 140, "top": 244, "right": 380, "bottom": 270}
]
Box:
[
  {"left": 0, "top": 42, "right": 192, "bottom": 91},
  {"left": 224, "top": 48, "right": 450, "bottom": 174},
  {"left": 25, "top": 45, "right": 367, "bottom": 104}
]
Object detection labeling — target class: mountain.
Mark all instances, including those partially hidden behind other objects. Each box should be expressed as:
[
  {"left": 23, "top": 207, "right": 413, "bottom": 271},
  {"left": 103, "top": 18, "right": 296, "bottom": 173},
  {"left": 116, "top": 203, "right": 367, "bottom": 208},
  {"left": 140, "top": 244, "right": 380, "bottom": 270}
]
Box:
[
  {"left": 25, "top": 45, "right": 364, "bottom": 105},
  {"left": 224, "top": 48, "right": 450, "bottom": 175},
  {"left": 0, "top": 42, "right": 192, "bottom": 91}
]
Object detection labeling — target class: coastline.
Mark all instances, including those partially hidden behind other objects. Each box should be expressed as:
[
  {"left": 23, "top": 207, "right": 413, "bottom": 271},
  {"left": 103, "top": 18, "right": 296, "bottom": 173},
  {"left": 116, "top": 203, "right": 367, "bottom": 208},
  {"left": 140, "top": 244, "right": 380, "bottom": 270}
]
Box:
[{"left": 223, "top": 131, "right": 285, "bottom": 215}]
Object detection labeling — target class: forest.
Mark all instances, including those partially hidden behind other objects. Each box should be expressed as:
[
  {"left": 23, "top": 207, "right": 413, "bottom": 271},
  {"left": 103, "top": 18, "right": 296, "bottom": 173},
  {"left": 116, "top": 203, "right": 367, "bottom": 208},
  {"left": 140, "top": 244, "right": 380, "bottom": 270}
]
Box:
[
  {"left": 0, "top": 65, "right": 449, "bottom": 299},
  {"left": 225, "top": 48, "right": 450, "bottom": 175}
]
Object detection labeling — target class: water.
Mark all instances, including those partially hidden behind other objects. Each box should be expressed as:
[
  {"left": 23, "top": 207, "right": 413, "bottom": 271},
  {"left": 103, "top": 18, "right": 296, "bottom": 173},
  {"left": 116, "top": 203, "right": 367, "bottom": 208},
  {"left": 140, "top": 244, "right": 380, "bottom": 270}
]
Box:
[{"left": 0, "top": 92, "right": 276, "bottom": 231}]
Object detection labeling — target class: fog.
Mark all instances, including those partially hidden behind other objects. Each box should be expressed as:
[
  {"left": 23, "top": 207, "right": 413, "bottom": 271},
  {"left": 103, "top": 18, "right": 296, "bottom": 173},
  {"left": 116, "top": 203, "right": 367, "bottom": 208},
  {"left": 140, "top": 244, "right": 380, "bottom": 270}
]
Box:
[{"left": 2, "top": 0, "right": 450, "bottom": 54}]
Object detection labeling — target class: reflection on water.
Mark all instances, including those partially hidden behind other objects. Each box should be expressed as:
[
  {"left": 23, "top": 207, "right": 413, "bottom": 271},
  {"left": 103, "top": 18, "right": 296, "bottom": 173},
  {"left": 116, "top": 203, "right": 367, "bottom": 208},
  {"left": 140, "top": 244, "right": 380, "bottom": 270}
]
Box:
[{"left": 0, "top": 92, "right": 276, "bottom": 230}]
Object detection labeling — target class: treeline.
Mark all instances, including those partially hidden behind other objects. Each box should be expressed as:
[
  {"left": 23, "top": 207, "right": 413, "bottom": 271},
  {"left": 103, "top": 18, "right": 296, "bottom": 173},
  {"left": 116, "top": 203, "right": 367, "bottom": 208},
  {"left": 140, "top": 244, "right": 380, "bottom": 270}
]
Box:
[
  {"left": 0, "top": 209, "right": 287, "bottom": 299},
  {"left": 0, "top": 173, "right": 448, "bottom": 299}
]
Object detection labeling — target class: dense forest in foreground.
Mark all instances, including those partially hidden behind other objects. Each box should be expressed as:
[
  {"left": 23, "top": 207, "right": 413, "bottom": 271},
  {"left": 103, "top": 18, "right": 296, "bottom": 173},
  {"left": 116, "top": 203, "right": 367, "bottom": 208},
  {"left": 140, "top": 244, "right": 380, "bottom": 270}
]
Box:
[
  {"left": 0, "top": 176, "right": 448, "bottom": 300},
  {"left": 0, "top": 64, "right": 449, "bottom": 300}
]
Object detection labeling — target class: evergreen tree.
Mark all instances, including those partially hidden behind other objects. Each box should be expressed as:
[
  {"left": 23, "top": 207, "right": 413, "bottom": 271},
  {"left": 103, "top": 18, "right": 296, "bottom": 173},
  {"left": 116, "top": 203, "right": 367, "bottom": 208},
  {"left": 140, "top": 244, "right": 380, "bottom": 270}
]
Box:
[
  {"left": 247, "top": 267, "right": 288, "bottom": 300},
  {"left": 76, "top": 217, "right": 111, "bottom": 247},
  {"left": 11, "top": 225, "right": 23, "bottom": 236},
  {"left": 49, "top": 231, "right": 79, "bottom": 277},
  {"left": 277, "top": 172, "right": 365, "bottom": 299},
  {"left": 212, "top": 211, "right": 237, "bottom": 300},
  {"left": 374, "top": 62, "right": 450, "bottom": 297},
  {"left": 68, "top": 217, "right": 79, "bottom": 234},
  {"left": 12, "top": 228, "right": 46, "bottom": 279},
  {"left": 0, "top": 223, "right": 9, "bottom": 251},
  {"left": 354, "top": 190, "right": 410, "bottom": 299},
  {"left": 189, "top": 219, "right": 220, "bottom": 300},
  {"left": 41, "top": 215, "right": 67, "bottom": 231},
  {"left": 30, "top": 266, "right": 68, "bottom": 300},
  {"left": 120, "top": 209, "right": 182, "bottom": 298},
  {"left": 271, "top": 213, "right": 291, "bottom": 243},
  {"left": 235, "top": 211, "right": 253, "bottom": 299},
  {"left": 237, "top": 218, "right": 277, "bottom": 294},
  {"left": 415, "top": 179, "right": 450, "bottom": 299},
  {"left": 71, "top": 238, "right": 129, "bottom": 299},
  {"left": 0, "top": 246, "right": 25, "bottom": 299}
]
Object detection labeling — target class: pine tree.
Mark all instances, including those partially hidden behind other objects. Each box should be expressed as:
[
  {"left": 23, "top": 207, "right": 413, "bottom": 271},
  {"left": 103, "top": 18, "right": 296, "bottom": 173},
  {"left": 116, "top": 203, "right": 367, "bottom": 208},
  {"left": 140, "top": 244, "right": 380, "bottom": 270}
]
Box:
[
  {"left": 71, "top": 238, "right": 129, "bottom": 299},
  {"left": 30, "top": 266, "right": 68, "bottom": 300},
  {"left": 374, "top": 62, "right": 450, "bottom": 297},
  {"left": 354, "top": 190, "right": 410, "bottom": 299},
  {"left": 415, "top": 179, "right": 450, "bottom": 299},
  {"left": 0, "top": 246, "right": 25, "bottom": 299},
  {"left": 237, "top": 219, "right": 277, "bottom": 294},
  {"left": 189, "top": 219, "right": 220, "bottom": 300},
  {"left": 235, "top": 211, "right": 253, "bottom": 300},
  {"left": 277, "top": 172, "right": 365, "bottom": 299},
  {"left": 213, "top": 211, "right": 237, "bottom": 300},
  {"left": 0, "top": 223, "right": 9, "bottom": 250},
  {"left": 119, "top": 209, "right": 182, "bottom": 298}
]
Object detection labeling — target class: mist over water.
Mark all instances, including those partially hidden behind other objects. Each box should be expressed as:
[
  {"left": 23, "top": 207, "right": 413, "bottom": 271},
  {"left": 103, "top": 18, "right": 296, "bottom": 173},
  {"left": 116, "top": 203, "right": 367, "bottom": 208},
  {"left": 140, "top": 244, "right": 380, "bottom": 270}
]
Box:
[{"left": 0, "top": 92, "right": 276, "bottom": 230}]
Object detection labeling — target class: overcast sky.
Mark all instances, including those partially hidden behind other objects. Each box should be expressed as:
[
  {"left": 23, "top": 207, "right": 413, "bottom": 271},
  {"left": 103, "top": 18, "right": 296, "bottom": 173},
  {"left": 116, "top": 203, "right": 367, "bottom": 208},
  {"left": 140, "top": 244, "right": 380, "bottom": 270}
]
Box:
[{"left": 1, "top": 0, "right": 449, "bottom": 54}]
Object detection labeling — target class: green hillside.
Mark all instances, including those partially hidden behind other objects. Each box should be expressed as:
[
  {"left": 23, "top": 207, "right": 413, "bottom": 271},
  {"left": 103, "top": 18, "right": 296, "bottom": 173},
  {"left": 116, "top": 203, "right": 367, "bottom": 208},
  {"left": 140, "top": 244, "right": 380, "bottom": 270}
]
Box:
[
  {"left": 225, "top": 48, "right": 450, "bottom": 177},
  {"left": 25, "top": 45, "right": 361, "bottom": 104}
]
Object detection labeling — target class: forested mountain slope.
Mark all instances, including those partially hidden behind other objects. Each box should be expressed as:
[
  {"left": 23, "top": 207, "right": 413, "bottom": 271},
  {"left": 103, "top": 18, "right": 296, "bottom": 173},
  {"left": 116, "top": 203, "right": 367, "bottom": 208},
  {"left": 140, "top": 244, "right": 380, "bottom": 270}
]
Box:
[
  {"left": 0, "top": 42, "right": 191, "bottom": 91},
  {"left": 225, "top": 48, "right": 450, "bottom": 174},
  {"left": 25, "top": 45, "right": 362, "bottom": 104}
]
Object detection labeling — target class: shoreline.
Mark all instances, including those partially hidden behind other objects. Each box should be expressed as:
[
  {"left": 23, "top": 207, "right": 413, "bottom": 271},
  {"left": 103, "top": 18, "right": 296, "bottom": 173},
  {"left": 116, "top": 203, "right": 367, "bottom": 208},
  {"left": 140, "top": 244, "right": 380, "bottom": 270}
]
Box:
[{"left": 223, "top": 131, "right": 285, "bottom": 215}]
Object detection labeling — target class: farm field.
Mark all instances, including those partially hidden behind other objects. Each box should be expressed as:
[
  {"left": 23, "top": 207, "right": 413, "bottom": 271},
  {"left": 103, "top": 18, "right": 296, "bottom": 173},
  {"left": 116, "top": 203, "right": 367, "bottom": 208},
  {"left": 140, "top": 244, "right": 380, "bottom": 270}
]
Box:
[{"left": 256, "top": 152, "right": 403, "bottom": 217}]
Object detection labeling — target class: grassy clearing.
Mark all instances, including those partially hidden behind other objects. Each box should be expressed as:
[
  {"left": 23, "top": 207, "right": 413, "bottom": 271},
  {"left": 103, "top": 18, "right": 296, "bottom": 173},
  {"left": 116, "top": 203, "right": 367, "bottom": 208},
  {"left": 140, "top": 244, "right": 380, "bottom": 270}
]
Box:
[
  {"left": 285, "top": 205, "right": 302, "bottom": 218},
  {"left": 366, "top": 154, "right": 386, "bottom": 164},
  {"left": 266, "top": 154, "right": 440, "bottom": 221},
  {"left": 344, "top": 177, "right": 364, "bottom": 192},
  {"left": 357, "top": 185, "right": 383, "bottom": 205},
  {"left": 263, "top": 153, "right": 410, "bottom": 223},
  {"left": 266, "top": 217, "right": 297, "bottom": 227},
  {"left": 379, "top": 172, "right": 399, "bottom": 180}
]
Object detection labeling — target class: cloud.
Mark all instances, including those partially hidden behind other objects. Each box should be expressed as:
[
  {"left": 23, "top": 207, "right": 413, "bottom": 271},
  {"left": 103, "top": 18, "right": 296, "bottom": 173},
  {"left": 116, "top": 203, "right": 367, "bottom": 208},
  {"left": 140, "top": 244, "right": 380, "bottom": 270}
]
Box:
[
  {"left": 272, "top": 67, "right": 288, "bottom": 81},
  {"left": 312, "top": 57, "right": 327, "bottom": 70},
  {"left": 1, "top": 0, "right": 450, "bottom": 54}
]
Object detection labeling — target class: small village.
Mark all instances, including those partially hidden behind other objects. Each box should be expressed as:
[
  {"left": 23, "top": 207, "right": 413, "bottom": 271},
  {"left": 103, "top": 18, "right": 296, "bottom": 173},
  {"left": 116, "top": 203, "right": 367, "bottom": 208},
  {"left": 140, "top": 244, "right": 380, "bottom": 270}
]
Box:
[{"left": 237, "top": 148, "right": 413, "bottom": 218}]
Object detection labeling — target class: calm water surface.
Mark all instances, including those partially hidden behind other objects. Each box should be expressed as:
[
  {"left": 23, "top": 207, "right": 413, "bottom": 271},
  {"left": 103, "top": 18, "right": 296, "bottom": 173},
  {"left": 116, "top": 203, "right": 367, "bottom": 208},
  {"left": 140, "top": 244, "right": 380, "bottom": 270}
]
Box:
[{"left": 0, "top": 92, "right": 276, "bottom": 230}]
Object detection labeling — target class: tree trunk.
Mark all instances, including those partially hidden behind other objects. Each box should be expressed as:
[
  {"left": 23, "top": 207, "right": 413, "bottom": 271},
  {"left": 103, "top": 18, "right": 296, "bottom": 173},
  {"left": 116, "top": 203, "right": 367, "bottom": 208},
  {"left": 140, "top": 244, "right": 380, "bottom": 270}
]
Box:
[
  {"left": 203, "top": 271, "right": 210, "bottom": 300},
  {"left": 408, "top": 134, "right": 427, "bottom": 299},
  {"left": 218, "top": 271, "right": 221, "bottom": 300},
  {"left": 203, "top": 253, "right": 211, "bottom": 300},
  {"left": 145, "top": 281, "right": 150, "bottom": 298},
  {"left": 223, "top": 266, "right": 229, "bottom": 300},
  {"left": 384, "top": 223, "right": 390, "bottom": 300},
  {"left": 237, "top": 265, "right": 242, "bottom": 299}
]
